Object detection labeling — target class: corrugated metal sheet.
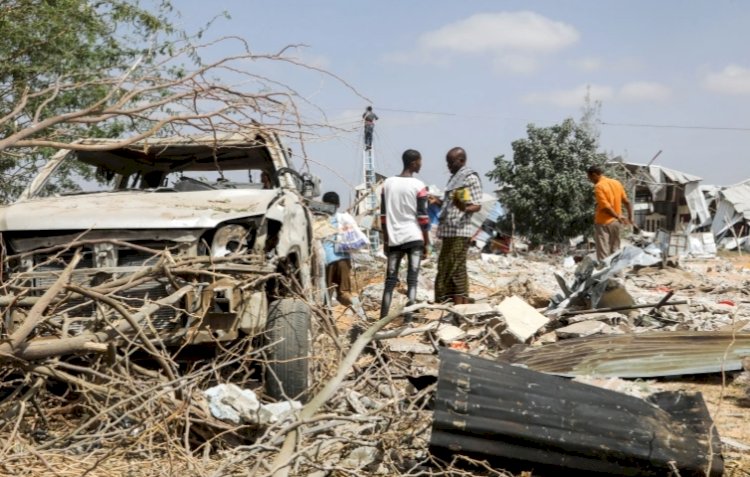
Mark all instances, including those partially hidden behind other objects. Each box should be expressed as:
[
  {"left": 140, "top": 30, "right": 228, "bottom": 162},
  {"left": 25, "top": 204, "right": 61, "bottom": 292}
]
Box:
[
  {"left": 720, "top": 179, "right": 750, "bottom": 220},
  {"left": 656, "top": 165, "right": 702, "bottom": 184},
  {"left": 502, "top": 331, "right": 750, "bottom": 378},
  {"left": 431, "top": 349, "right": 724, "bottom": 476},
  {"left": 618, "top": 162, "right": 702, "bottom": 185}
]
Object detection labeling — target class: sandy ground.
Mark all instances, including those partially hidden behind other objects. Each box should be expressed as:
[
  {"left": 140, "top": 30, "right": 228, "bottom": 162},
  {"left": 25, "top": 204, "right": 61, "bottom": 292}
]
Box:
[{"left": 332, "top": 250, "right": 750, "bottom": 475}]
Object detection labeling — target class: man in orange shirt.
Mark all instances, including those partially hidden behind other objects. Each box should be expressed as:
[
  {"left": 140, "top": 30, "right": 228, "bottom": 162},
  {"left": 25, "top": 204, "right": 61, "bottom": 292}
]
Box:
[{"left": 586, "top": 165, "right": 633, "bottom": 261}]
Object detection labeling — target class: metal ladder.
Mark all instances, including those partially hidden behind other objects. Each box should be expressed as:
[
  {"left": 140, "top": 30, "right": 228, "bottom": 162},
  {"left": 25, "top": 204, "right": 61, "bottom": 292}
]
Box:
[{"left": 363, "top": 146, "right": 380, "bottom": 251}]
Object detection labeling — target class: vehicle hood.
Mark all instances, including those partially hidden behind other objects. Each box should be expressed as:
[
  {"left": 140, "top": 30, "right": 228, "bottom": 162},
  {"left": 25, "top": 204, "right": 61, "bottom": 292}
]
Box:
[{"left": 0, "top": 189, "right": 280, "bottom": 231}]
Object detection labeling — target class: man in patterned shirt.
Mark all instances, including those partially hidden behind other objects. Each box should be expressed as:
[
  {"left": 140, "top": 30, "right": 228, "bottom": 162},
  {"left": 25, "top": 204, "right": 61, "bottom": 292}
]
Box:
[{"left": 430, "top": 147, "right": 482, "bottom": 305}]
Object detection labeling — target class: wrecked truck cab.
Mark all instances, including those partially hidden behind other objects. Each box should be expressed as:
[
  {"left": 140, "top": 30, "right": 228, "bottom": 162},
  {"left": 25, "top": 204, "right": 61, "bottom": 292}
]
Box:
[{"left": 0, "top": 131, "right": 322, "bottom": 400}]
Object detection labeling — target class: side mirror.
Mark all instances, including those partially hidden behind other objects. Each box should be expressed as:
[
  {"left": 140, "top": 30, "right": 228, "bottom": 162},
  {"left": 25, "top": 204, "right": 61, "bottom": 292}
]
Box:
[{"left": 301, "top": 173, "right": 320, "bottom": 199}]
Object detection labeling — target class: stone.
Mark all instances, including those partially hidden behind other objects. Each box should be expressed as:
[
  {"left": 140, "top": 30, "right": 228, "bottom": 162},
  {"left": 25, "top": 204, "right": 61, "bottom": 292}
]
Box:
[
  {"left": 341, "top": 446, "right": 379, "bottom": 470},
  {"left": 204, "top": 383, "right": 260, "bottom": 425},
  {"left": 555, "top": 320, "right": 614, "bottom": 339},
  {"left": 203, "top": 383, "right": 301, "bottom": 425},
  {"left": 534, "top": 330, "right": 558, "bottom": 345},
  {"left": 597, "top": 280, "right": 635, "bottom": 308},
  {"left": 566, "top": 312, "right": 628, "bottom": 326},
  {"left": 452, "top": 302, "right": 494, "bottom": 314},
  {"left": 436, "top": 324, "right": 467, "bottom": 343},
  {"left": 386, "top": 337, "right": 434, "bottom": 354},
  {"left": 495, "top": 295, "right": 549, "bottom": 344}
]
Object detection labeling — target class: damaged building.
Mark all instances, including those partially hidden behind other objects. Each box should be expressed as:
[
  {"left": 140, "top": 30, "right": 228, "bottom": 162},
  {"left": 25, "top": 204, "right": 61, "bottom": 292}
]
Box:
[
  {"left": 711, "top": 178, "right": 750, "bottom": 251},
  {"left": 613, "top": 162, "right": 711, "bottom": 234}
]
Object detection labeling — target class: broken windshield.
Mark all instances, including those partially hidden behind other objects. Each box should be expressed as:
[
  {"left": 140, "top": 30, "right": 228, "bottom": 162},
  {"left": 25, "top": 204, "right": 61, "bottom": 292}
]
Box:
[{"left": 33, "top": 152, "right": 274, "bottom": 198}]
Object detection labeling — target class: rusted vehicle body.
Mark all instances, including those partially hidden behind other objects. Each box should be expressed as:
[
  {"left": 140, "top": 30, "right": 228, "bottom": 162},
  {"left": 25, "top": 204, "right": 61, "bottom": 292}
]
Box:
[{"left": 0, "top": 130, "right": 321, "bottom": 399}]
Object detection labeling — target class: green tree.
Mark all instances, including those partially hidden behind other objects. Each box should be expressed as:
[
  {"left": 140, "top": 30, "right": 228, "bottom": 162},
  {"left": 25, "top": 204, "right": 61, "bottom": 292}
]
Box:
[
  {"left": 0, "top": 1, "right": 349, "bottom": 203},
  {"left": 0, "top": 0, "right": 178, "bottom": 201},
  {"left": 486, "top": 118, "right": 607, "bottom": 246}
]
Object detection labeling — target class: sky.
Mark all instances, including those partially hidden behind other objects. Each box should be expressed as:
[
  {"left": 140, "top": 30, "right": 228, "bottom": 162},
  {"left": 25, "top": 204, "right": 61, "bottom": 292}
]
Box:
[{"left": 178, "top": 0, "right": 750, "bottom": 205}]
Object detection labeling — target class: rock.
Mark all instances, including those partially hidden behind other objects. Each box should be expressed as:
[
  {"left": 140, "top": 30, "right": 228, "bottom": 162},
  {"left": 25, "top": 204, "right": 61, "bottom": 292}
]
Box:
[
  {"left": 262, "top": 401, "right": 301, "bottom": 424},
  {"left": 597, "top": 280, "right": 635, "bottom": 308},
  {"left": 360, "top": 283, "right": 384, "bottom": 310},
  {"left": 495, "top": 277, "right": 554, "bottom": 308},
  {"left": 451, "top": 303, "right": 498, "bottom": 320},
  {"left": 435, "top": 324, "right": 466, "bottom": 343},
  {"left": 555, "top": 320, "right": 615, "bottom": 339},
  {"left": 572, "top": 376, "right": 656, "bottom": 399},
  {"left": 204, "top": 383, "right": 261, "bottom": 425},
  {"left": 386, "top": 337, "right": 434, "bottom": 354},
  {"left": 533, "top": 330, "right": 558, "bottom": 345},
  {"left": 495, "top": 295, "right": 549, "bottom": 345},
  {"left": 709, "top": 303, "right": 735, "bottom": 314},
  {"left": 203, "top": 384, "right": 300, "bottom": 426},
  {"left": 566, "top": 312, "right": 627, "bottom": 326},
  {"left": 341, "top": 446, "right": 379, "bottom": 470}
]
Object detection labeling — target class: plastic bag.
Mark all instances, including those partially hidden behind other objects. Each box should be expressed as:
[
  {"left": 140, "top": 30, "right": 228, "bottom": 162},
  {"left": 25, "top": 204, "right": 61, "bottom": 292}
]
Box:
[{"left": 334, "top": 212, "right": 369, "bottom": 252}]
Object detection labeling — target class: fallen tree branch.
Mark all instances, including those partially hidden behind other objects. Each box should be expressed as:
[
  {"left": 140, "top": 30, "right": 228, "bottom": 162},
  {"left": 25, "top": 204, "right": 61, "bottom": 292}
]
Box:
[
  {"left": 268, "top": 302, "right": 442, "bottom": 477},
  {"left": 4, "top": 286, "right": 193, "bottom": 362},
  {"left": 2, "top": 251, "right": 81, "bottom": 353}
]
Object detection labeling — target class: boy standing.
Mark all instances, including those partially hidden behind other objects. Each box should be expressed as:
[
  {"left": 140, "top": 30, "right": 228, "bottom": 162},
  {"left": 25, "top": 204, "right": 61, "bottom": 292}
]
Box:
[{"left": 380, "top": 149, "right": 430, "bottom": 322}]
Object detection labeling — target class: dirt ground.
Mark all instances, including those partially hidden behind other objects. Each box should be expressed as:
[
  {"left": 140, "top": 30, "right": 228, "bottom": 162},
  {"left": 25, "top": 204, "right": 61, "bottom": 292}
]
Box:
[{"left": 336, "top": 250, "right": 750, "bottom": 475}]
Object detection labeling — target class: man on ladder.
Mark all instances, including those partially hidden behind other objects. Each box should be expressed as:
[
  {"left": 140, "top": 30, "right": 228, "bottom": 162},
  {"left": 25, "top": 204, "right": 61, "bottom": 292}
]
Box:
[{"left": 362, "top": 106, "right": 378, "bottom": 150}]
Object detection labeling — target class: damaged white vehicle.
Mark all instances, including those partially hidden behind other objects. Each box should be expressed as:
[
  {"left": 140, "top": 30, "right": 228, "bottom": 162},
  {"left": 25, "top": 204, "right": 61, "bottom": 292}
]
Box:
[{"left": 0, "top": 130, "right": 323, "bottom": 400}]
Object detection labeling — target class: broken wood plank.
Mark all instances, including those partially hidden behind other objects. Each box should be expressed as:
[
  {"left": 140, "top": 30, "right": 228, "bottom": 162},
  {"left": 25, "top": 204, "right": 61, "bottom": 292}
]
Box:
[{"left": 430, "top": 349, "right": 723, "bottom": 476}]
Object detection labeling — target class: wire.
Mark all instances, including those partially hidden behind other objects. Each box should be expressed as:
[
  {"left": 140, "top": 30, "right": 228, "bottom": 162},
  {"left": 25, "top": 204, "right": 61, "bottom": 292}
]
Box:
[
  {"left": 375, "top": 107, "right": 457, "bottom": 117},
  {"left": 344, "top": 107, "right": 750, "bottom": 132},
  {"left": 600, "top": 121, "right": 750, "bottom": 132}
]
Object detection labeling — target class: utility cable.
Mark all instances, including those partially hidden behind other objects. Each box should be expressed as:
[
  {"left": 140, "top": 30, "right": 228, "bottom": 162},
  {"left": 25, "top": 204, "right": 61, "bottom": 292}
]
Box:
[{"left": 601, "top": 121, "right": 750, "bottom": 132}]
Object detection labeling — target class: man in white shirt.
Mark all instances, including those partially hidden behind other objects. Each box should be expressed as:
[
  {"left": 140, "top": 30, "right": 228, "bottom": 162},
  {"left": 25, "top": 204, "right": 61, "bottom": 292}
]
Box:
[{"left": 379, "top": 149, "right": 430, "bottom": 323}]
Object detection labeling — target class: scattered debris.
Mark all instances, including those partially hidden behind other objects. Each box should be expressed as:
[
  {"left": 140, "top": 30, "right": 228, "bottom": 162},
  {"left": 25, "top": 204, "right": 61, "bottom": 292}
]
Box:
[
  {"left": 494, "top": 295, "right": 548, "bottom": 345},
  {"left": 204, "top": 384, "right": 301, "bottom": 426},
  {"left": 503, "top": 331, "right": 750, "bottom": 378},
  {"left": 435, "top": 324, "right": 466, "bottom": 344},
  {"left": 554, "top": 320, "right": 617, "bottom": 338}
]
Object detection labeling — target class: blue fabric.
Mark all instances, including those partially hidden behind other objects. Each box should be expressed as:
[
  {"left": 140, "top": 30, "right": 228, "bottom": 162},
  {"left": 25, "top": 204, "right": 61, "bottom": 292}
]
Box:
[
  {"left": 427, "top": 203, "right": 441, "bottom": 230},
  {"left": 323, "top": 213, "right": 350, "bottom": 265}
]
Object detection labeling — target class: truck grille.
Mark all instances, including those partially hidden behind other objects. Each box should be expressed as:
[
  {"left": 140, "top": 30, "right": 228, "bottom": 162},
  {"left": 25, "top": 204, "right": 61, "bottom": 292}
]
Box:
[{"left": 24, "top": 244, "right": 183, "bottom": 337}]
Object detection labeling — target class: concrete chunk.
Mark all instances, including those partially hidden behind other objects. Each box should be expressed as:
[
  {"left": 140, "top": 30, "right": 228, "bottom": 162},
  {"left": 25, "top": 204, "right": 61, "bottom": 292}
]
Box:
[
  {"left": 436, "top": 324, "right": 467, "bottom": 343},
  {"left": 386, "top": 338, "right": 434, "bottom": 354},
  {"left": 566, "top": 312, "right": 627, "bottom": 326},
  {"left": 555, "top": 320, "right": 614, "bottom": 339},
  {"left": 495, "top": 295, "right": 549, "bottom": 344},
  {"left": 451, "top": 303, "right": 498, "bottom": 318}
]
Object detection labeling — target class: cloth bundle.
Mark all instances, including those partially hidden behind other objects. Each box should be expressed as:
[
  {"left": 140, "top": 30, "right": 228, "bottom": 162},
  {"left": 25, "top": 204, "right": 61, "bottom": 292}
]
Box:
[{"left": 334, "top": 212, "right": 369, "bottom": 252}]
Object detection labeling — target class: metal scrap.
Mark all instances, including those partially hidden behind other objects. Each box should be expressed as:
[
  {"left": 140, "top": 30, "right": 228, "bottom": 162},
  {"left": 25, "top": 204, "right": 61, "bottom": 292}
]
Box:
[{"left": 502, "top": 331, "right": 750, "bottom": 378}]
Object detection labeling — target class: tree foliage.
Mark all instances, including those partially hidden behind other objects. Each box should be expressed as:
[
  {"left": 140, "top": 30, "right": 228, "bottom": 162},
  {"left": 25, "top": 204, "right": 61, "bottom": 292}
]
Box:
[
  {"left": 0, "top": 0, "right": 178, "bottom": 201},
  {"left": 486, "top": 118, "right": 607, "bottom": 246},
  {"left": 0, "top": 1, "right": 356, "bottom": 203}
]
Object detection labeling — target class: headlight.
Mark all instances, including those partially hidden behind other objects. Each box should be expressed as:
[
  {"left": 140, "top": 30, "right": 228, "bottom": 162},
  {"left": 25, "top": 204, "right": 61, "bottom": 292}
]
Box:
[{"left": 211, "top": 225, "right": 249, "bottom": 257}]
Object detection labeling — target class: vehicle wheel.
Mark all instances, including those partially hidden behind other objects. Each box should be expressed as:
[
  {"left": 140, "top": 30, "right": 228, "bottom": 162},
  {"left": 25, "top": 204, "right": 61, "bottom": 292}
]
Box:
[{"left": 265, "top": 298, "right": 311, "bottom": 402}]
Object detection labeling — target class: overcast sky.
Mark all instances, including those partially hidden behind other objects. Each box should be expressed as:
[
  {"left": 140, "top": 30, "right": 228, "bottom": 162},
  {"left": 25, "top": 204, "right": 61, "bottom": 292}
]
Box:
[{"left": 179, "top": 0, "right": 750, "bottom": 204}]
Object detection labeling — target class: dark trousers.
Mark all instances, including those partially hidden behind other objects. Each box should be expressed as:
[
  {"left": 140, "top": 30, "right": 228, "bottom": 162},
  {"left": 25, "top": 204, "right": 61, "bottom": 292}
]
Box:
[
  {"left": 364, "top": 124, "right": 374, "bottom": 148},
  {"left": 380, "top": 241, "right": 423, "bottom": 320}
]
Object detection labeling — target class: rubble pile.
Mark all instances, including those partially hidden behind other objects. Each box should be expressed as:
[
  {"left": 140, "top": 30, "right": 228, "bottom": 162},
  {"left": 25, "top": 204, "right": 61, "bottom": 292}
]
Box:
[{"left": 1, "top": 244, "right": 749, "bottom": 476}]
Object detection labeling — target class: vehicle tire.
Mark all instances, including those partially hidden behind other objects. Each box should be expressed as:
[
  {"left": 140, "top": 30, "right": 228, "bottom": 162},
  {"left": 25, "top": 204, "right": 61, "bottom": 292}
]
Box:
[{"left": 265, "top": 298, "right": 311, "bottom": 402}]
